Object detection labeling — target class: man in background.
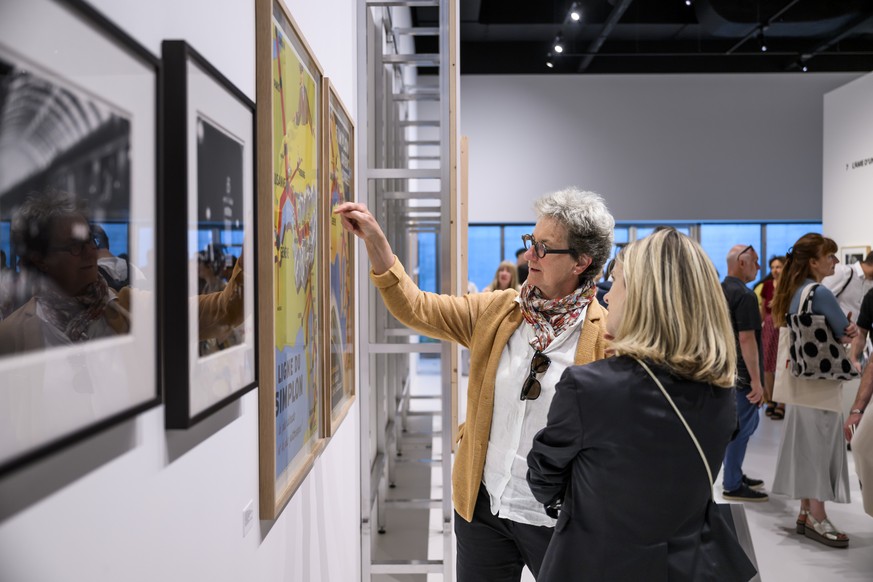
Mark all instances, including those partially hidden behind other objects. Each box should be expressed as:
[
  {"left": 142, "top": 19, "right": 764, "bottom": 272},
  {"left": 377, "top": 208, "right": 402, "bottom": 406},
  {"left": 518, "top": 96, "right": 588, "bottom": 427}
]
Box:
[
  {"left": 721, "top": 244, "right": 769, "bottom": 502},
  {"left": 515, "top": 247, "right": 528, "bottom": 284}
]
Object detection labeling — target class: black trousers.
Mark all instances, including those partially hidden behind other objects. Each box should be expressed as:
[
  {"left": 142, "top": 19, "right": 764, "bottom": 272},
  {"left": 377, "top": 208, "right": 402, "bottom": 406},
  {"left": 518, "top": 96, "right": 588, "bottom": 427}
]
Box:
[{"left": 454, "top": 485, "right": 554, "bottom": 582}]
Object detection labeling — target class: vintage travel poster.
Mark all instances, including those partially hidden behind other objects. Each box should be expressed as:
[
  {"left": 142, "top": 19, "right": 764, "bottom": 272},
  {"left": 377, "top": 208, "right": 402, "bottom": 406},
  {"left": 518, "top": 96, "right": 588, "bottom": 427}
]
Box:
[
  {"left": 326, "top": 89, "right": 355, "bottom": 427},
  {"left": 271, "top": 17, "right": 320, "bottom": 483}
]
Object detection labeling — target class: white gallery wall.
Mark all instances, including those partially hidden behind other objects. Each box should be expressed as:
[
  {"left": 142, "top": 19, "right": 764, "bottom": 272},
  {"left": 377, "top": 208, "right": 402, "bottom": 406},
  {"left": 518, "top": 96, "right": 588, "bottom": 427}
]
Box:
[
  {"left": 0, "top": 1, "right": 360, "bottom": 582},
  {"left": 462, "top": 73, "right": 859, "bottom": 224},
  {"left": 823, "top": 71, "right": 873, "bottom": 249}
]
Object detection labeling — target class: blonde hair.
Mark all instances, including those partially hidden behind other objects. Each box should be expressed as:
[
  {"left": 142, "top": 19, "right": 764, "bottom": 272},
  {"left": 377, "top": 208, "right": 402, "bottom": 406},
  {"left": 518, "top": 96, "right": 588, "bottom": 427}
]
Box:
[
  {"left": 609, "top": 229, "right": 737, "bottom": 387},
  {"left": 484, "top": 260, "right": 519, "bottom": 291}
]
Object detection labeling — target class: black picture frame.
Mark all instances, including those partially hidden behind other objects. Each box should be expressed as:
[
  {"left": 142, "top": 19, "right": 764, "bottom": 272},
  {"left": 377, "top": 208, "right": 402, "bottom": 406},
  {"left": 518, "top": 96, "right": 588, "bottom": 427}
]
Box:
[
  {"left": 160, "top": 41, "right": 258, "bottom": 429},
  {"left": 0, "top": 0, "right": 161, "bottom": 475}
]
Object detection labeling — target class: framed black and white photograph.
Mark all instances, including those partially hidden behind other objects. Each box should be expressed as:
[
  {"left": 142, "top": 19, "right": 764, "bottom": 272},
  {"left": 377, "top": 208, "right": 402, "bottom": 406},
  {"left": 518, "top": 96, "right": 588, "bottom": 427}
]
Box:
[
  {"left": 161, "top": 40, "right": 257, "bottom": 429},
  {"left": 841, "top": 245, "right": 871, "bottom": 266},
  {"left": 0, "top": 0, "right": 159, "bottom": 474}
]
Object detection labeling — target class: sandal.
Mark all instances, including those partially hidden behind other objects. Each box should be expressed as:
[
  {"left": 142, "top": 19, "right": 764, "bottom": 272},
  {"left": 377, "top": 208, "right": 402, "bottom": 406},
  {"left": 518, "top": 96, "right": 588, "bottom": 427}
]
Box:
[
  {"left": 765, "top": 402, "right": 776, "bottom": 416},
  {"left": 804, "top": 513, "right": 849, "bottom": 548},
  {"left": 796, "top": 509, "right": 807, "bottom": 534},
  {"left": 771, "top": 404, "right": 785, "bottom": 420}
]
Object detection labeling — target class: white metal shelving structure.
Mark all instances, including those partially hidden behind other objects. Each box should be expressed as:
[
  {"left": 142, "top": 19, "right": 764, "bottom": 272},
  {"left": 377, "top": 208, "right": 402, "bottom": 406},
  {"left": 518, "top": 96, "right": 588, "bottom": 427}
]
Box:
[{"left": 357, "top": 0, "right": 460, "bottom": 579}]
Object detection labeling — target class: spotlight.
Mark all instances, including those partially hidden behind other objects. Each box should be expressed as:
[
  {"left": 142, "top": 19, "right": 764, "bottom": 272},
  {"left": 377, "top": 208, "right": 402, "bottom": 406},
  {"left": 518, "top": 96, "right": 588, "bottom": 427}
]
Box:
[
  {"left": 802, "top": 64, "right": 808, "bottom": 72},
  {"left": 685, "top": 0, "right": 692, "bottom": 6},
  {"left": 546, "top": 60, "right": 554, "bottom": 69},
  {"left": 554, "top": 37, "right": 564, "bottom": 53},
  {"left": 569, "top": 2, "right": 581, "bottom": 22},
  {"left": 758, "top": 31, "right": 767, "bottom": 52}
]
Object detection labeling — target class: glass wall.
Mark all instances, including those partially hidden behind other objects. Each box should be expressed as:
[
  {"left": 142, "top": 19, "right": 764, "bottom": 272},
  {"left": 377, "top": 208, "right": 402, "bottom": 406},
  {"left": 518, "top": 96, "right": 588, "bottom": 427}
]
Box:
[
  {"left": 699, "top": 224, "right": 762, "bottom": 282},
  {"left": 463, "top": 221, "right": 823, "bottom": 292}
]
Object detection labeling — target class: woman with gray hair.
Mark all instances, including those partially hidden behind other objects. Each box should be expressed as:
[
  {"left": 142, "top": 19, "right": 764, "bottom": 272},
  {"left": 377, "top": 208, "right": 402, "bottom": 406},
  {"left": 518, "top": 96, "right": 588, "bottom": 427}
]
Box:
[{"left": 335, "top": 187, "right": 614, "bottom": 582}]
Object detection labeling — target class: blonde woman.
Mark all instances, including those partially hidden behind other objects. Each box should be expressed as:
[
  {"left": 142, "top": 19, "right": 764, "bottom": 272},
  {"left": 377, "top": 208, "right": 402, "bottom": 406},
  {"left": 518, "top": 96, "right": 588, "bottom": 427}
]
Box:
[
  {"left": 528, "top": 229, "right": 754, "bottom": 581},
  {"left": 483, "top": 260, "right": 520, "bottom": 292}
]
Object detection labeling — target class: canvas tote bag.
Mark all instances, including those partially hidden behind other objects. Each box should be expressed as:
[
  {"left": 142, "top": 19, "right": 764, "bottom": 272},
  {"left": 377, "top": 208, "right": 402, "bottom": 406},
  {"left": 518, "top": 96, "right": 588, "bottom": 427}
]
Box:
[
  {"left": 787, "top": 283, "right": 858, "bottom": 381},
  {"left": 773, "top": 326, "right": 842, "bottom": 412}
]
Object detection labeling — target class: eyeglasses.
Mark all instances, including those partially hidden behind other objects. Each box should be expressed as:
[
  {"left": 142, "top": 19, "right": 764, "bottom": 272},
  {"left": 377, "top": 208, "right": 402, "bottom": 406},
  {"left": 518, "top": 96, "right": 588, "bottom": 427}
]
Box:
[
  {"left": 48, "top": 236, "right": 99, "bottom": 256},
  {"left": 521, "top": 234, "right": 575, "bottom": 259},
  {"left": 520, "top": 351, "right": 551, "bottom": 401},
  {"left": 737, "top": 244, "right": 754, "bottom": 258}
]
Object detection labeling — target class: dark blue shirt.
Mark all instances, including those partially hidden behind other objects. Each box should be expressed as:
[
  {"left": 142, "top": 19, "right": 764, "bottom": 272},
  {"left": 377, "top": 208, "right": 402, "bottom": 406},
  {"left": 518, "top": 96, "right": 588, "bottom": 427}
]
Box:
[{"left": 722, "top": 276, "right": 763, "bottom": 388}]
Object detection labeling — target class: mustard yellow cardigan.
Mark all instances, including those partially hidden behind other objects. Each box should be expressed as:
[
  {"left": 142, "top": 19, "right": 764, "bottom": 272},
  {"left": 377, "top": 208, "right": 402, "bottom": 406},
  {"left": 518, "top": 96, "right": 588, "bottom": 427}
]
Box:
[{"left": 372, "top": 258, "right": 609, "bottom": 522}]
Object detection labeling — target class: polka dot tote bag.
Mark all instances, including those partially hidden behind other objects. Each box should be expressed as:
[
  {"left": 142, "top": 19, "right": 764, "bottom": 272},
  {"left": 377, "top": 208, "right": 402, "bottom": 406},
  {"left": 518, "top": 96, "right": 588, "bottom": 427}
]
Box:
[{"left": 787, "top": 283, "right": 859, "bottom": 381}]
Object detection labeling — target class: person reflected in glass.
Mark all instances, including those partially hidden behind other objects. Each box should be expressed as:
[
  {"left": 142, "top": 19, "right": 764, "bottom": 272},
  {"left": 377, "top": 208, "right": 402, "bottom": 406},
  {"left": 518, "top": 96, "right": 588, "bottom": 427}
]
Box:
[
  {"left": 92, "top": 223, "right": 146, "bottom": 292},
  {"left": 197, "top": 245, "right": 243, "bottom": 356},
  {"left": 0, "top": 190, "right": 129, "bottom": 354},
  {"left": 0, "top": 189, "right": 245, "bottom": 356},
  {"left": 335, "top": 187, "right": 614, "bottom": 582}
]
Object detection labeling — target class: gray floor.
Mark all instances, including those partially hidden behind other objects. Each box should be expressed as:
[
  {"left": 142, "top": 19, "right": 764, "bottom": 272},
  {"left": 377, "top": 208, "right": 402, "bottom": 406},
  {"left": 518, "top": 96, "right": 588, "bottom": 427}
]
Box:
[{"left": 370, "top": 361, "right": 873, "bottom": 581}]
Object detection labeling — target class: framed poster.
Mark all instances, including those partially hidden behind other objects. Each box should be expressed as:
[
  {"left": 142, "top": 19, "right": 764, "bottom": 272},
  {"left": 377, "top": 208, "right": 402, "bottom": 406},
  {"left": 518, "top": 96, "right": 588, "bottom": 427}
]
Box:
[
  {"left": 0, "top": 0, "right": 159, "bottom": 474},
  {"left": 842, "top": 245, "right": 871, "bottom": 266},
  {"left": 321, "top": 78, "right": 356, "bottom": 435},
  {"left": 255, "top": 0, "right": 325, "bottom": 518},
  {"left": 160, "top": 41, "right": 257, "bottom": 429}
]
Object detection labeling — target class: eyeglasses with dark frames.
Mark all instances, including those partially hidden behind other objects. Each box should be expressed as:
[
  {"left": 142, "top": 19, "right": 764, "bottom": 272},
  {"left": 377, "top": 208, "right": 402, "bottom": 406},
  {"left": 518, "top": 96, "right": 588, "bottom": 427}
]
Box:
[
  {"left": 48, "top": 235, "right": 100, "bottom": 257},
  {"left": 520, "top": 351, "right": 551, "bottom": 401},
  {"left": 521, "top": 234, "right": 575, "bottom": 259}
]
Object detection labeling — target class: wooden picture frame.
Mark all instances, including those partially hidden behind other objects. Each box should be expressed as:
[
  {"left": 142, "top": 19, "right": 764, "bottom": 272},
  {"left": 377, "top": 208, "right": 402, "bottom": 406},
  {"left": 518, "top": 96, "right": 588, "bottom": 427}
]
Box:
[
  {"left": 160, "top": 41, "right": 258, "bottom": 429},
  {"left": 321, "top": 78, "right": 356, "bottom": 436},
  {"left": 841, "top": 245, "right": 871, "bottom": 266},
  {"left": 0, "top": 0, "right": 159, "bottom": 474},
  {"left": 255, "top": 0, "right": 326, "bottom": 519}
]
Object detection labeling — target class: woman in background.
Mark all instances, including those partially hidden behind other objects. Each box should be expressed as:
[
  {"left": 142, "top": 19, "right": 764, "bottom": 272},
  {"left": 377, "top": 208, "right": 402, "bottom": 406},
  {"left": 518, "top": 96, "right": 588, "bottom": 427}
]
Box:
[
  {"left": 483, "top": 260, "right": 520, "bottom": 292},
  {"left": 760, "top": 255, "right": 786, "bottom": 418},
  {"left": 770, "top": 233, "right": 857, "bottom": 548},
  {"left": 527, "top": 229, "right": 752, "bottom": 581}
]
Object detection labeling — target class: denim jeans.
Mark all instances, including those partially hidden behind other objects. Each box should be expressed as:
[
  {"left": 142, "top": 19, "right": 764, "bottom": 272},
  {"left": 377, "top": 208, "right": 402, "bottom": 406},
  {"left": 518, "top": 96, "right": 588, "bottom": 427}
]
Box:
[{"left": 722, "top": 386, "right": 760, "bottom": 491}]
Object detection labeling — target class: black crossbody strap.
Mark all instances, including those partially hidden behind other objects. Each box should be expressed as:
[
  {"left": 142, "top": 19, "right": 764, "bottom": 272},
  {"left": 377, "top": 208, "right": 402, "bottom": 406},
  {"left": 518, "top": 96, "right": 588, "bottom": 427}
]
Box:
[
  {"left": 634, "top": 357, "right": 714, "bottom": 495},
  {"left": 836, "top": 268, "right": 854, "bottom": 298}
]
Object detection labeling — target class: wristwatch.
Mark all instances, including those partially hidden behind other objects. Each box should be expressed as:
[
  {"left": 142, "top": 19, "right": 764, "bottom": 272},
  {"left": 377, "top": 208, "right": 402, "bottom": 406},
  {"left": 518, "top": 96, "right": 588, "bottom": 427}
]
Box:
[{"left": 850, "top": 408, "right": 865, "bottom": 415}]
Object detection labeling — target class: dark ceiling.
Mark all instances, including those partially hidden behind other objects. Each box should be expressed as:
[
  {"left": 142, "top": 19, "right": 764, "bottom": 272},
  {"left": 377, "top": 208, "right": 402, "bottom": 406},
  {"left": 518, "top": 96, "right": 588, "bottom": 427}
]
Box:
[{"left": 412, "top": 0, "right": 873, "bottom": 74}]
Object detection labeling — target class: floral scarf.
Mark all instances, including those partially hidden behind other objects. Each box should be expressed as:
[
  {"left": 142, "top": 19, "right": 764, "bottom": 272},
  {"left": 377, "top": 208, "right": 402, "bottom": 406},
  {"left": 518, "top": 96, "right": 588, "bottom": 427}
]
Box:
[
  {"left": 519, "top": 281, "right": 595, "bottom": 351},
  {"left": 38, "top": 276, "right": 113, "bottom": 342}
]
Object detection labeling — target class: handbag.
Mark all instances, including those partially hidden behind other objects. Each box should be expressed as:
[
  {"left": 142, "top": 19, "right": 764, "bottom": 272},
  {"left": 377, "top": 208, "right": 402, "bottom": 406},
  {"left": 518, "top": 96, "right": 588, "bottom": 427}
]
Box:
[
  {"left": 787, "top": 283, "right": 859, "bottom": 381},
  {"left": 773, "top": 327, "right": 842, "bottom": 412},
  {"left": 636, "top": 358, "right": 758, "bottom": 582}
]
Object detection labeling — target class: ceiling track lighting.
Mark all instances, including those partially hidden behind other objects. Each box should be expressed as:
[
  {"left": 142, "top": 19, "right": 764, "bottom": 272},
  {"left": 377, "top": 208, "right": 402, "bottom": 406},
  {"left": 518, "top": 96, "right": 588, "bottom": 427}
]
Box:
[
  {"left": 758, "top": 25, "right": 769, "bottom": 53},
  {"left": 569, "top": 2, "right": 581, "bottom": 22},
  {"left": 546, "top": 52, "right": 555, "bottom": 69},
  {"left": 553, "top": 35, "right": 564, "bottom": 54}
]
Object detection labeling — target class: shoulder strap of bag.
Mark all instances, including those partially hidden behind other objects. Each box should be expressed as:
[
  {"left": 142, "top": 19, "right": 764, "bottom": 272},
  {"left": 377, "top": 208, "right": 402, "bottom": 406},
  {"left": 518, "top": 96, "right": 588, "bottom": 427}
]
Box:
[
  {"left": 634, "top": 357, "right": 714, "bottom": 496},
  {"left": 836, "top": 268, "right": 854, "bottom": 298},
  {"left": 799, "top": 283, "right": 818, "bottom": 314}
]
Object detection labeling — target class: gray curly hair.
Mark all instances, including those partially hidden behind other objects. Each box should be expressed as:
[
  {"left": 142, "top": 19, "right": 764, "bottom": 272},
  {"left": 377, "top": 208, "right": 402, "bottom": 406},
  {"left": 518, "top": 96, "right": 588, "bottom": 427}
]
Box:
[{"left": 534, "top": 187, "right": 614, "bottom": 286}]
